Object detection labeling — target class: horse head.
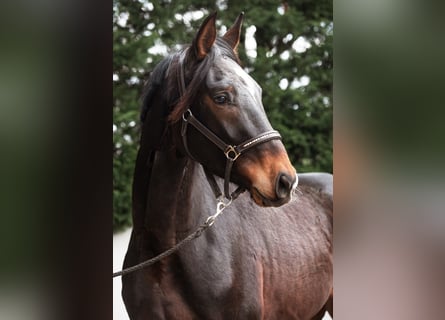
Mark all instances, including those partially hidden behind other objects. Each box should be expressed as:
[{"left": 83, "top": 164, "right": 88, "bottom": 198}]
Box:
[{"left": 143, "top": 12, "right": 298, "bottom": 207}]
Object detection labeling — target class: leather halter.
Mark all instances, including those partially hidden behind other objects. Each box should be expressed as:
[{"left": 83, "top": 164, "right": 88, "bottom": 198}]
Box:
[{"left": 176, "top": 52, "right": 282, "bottom": 200}]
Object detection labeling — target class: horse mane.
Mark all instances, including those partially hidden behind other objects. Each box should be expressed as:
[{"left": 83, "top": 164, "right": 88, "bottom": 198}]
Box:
[
  {"left": 140, "top": 55, "right": 174, "bottom": 122},
  {"left": 133, "top": 39, "right": 240, "bottom": 226}
]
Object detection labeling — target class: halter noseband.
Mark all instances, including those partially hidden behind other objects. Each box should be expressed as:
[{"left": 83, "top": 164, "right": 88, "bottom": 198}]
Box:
[{"left": 176, "top": 52, "right": 282, "bottom": 201}]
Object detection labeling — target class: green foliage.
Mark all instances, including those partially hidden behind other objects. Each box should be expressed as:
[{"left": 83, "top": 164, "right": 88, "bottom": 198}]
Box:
[{"left": 113, "top": 0, "right": 332, "bottom": 231}]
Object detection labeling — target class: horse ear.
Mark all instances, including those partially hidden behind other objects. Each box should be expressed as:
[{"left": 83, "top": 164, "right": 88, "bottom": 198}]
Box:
[
  {"left": 192, "top": 12, "right": 217, "bottom": 60},
  {"left": 223, "top": 12, "right": 244, "bottom": 53}
]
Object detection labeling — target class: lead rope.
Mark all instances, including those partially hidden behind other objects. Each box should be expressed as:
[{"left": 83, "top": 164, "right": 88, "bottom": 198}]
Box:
[{"left": 112, "top": 198, "right": 232, "bottom": 278}]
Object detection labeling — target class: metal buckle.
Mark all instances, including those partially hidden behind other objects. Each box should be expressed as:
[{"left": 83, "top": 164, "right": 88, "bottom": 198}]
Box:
[{"left": 224, "top": 145, "right": 240, "bottom": 161}]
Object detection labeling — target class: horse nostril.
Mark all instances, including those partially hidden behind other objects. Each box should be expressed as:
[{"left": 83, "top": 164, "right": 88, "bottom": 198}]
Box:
[{"left": 276, "top": 173, "right": 293, "bottom": 199}]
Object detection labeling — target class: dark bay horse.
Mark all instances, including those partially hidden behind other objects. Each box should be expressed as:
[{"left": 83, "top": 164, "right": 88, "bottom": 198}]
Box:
[{"left": 122, "top": 12, "right": 332, "bottom": 320}]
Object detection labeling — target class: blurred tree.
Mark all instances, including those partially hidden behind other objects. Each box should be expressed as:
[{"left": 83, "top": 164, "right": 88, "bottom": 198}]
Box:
[{"left": 113, "top": 0, "right": 332, "bottom": 231}]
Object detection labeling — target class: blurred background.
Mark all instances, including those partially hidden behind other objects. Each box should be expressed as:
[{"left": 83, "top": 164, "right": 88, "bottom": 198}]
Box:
[{"left": 335, "top": 0, "right": 445, "bottom": 319}]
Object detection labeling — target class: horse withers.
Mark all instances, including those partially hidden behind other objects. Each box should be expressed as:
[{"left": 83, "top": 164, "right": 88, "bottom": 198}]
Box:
[{"left": 122, "top": 12, "right": 333, "bottom": 320}]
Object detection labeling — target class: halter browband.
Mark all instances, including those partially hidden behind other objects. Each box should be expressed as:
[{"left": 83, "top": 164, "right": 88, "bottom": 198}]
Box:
[{"left": 175, "top": 52, "right": 282, "bottom": 200}]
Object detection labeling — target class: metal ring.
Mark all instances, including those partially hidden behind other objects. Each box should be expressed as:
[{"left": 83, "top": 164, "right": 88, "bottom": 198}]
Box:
[
  {"left": 224, "top": 145, "right": 240, "bottom": 161},
  {"left": 182, "top": 109, "right": 192, "bottom": 122}
]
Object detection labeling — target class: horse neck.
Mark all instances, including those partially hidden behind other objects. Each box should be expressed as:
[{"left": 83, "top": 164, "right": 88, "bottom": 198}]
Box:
[{"left": 142, "top": 147, "right": 207, "bottom": 249}]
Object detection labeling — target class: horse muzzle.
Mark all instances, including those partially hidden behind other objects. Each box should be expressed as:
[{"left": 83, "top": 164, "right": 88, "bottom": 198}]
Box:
[{"left": 236, "top": 142, "right": 298, "bottom": 207}]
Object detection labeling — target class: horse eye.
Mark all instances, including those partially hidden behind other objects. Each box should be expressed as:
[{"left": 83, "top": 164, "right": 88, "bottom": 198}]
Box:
[{"left": 213, "top": 94, "right": 228, "bottom": 104}]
